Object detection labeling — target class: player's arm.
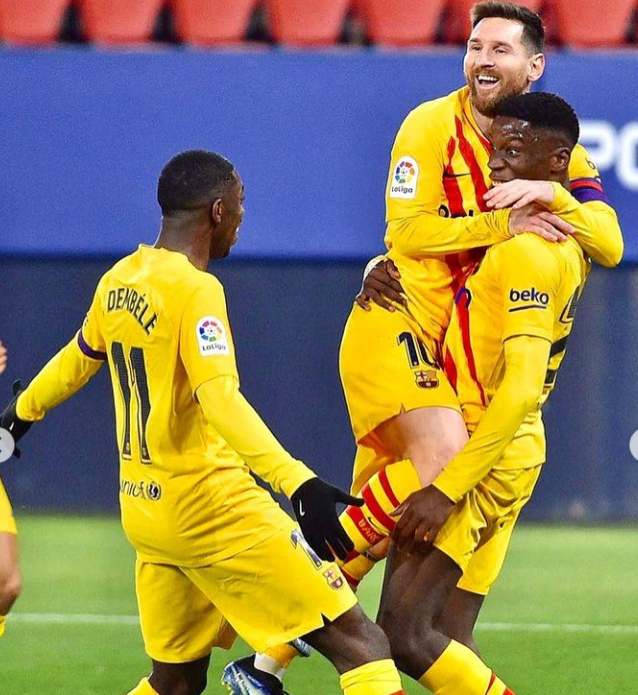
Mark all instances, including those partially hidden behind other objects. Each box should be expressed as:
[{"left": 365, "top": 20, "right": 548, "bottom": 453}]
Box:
[
  {"left": 392, "top": 237, "right": 559, "bottom": 551},
  {"left": 484, "top": 146, "right": 624, "bottom": 267},
  {"left": 385, "top": 108, "right": 513, "bottom": 257},
  {"left": 432, "top": 335, "right": 549, "bottom": 503},
  {"left": 0, "top": 292, "right": 106, "bottom": 455},
  {"left": 181, "top": 280, "right": 361, "bottom": 561},
  {"left": 196, "top": 376, "right": 315, "bottom": 498}
]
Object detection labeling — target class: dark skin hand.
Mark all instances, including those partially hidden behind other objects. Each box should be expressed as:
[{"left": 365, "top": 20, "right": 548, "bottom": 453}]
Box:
[
  {"left": 391, "top": 486, "right": 455, "bottom": 555},
  {"left": 355, "top": 259, "right": 407, "bottom": 311}
]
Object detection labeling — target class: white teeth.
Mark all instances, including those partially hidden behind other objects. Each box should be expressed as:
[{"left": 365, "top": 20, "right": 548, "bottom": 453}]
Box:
[{"left": 477, "top": 76, "right": 498, "bottom": 84}]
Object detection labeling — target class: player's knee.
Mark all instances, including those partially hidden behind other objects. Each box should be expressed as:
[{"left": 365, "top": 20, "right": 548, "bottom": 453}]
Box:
[
  {"left": 0, "top": 567, "right": 22, "bottom": 614},
  {"left": 378, "top": 608, "right": 437, "bottom": 679},
  {"left": 308, "top": 606, "right": 392, "bottom": 671}
]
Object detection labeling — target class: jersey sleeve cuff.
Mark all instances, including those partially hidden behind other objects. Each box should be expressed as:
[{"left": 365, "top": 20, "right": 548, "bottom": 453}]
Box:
[
  {"left": 280, "top": 464, "right": 317, "bottom": 500},
  {"left": 432, "top": 473, "right": 465, "bottom": 504}
]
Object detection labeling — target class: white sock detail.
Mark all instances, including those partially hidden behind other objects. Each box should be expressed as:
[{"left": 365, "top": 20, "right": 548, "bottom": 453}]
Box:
[{"left": 254, "top": 653, "right": 286, "bottom": 683}]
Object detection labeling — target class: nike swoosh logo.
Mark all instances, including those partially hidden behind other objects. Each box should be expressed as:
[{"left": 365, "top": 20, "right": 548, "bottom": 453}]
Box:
[{"left": 299, "top": 502, "right": 305, "bottom": 517}]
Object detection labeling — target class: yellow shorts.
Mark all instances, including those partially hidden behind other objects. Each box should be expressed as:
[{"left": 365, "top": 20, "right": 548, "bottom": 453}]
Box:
[
  {"left": 435, "top": 465, "right": 542, "bottom": 596},
  {"left": 339, "top": 303, "right": 460, "bottom": 445},
  {"left": 0, "top": 476, "right": 17, "bottom": 535},
  {"left": 136, "top": 516, "right": 357, "bottom": 662}
]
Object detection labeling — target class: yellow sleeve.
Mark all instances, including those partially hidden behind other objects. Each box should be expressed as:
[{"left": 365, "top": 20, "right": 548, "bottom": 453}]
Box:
[
  {"left": 385, "top": 105, "right": 512, "bottom": 257},
  {"left": 563, "top": 145, "right": 624, "bottom": 267},
  {"left": 433, "top": 335, "right": 550, "bottom": 502},
  {"left": 433, "top": 237, "right": 560, "bottom": 501},
  {"left": 16, "top": 286, "right": 107, "bottom": 421},
  {"left": 179, "top": 276, "right": 239, "bottom": 394},
  {"left": 16, "top": 334, "right": 104, "bottom": 421},
  {"left": 196, "top": 375, "right": 316, "bottom": 499}
]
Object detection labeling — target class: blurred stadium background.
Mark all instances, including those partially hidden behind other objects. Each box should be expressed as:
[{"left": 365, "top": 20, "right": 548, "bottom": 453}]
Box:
[{"left": 1, "top": 0, "right": 638, "bottom": 693}]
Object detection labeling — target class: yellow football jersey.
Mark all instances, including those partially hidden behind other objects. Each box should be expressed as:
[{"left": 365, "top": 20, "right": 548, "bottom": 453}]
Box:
[
  {"left": 78, "top": 245, "right": 293, "bottom": 566},
  {"left": 384, "top": 86, "right": 620, "bottom": 353},
  {"left": 443, "top": 233, "right": 590, "bottom": 470}
]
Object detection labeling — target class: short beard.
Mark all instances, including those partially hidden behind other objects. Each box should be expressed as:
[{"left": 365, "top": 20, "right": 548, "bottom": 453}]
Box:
[{"left": 467, "top": 73, "right": 530, "bottom": 118}]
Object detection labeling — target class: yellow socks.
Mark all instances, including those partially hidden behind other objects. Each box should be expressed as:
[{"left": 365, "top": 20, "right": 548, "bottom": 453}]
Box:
[
  {"left": 419, "top": 640, "right": 514, "bottom": 695},
  {"left": 340, "top": 658, "right": 405, "bottom": 695},
  {"left": 0, "top": 614, "right": 6, "bottom": 639},
  {"left": 339, "top": 458, "right": 421, "bottom": 585},
  {"left": 125, "top": 677, "right": 159, "bottom": 695},
  {"left": 341, "top": 459, "right": 421, "bottom": 551}
]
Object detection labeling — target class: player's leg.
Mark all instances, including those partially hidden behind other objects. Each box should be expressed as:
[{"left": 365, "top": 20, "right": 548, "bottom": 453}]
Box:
[
  {"left": 0, "top": 477, "right": 21, "bottom": 638},
  {"left": 188, "top": 515, "right": 406, "bottom": 695},
  {"left": 435, "top": 464, "right": 543, "bottom": 656},
  {"left": 377, "top": 530, "right": 514, "bottom": 694},
  {"left": 434, "top": 588, "right": 484, "bottom": 655},
  {"left": 338, "top": 304, "right": 466, "bottom": 580},
  {"left": 128, "top": 558, "right": 235, "bottom": 695}
]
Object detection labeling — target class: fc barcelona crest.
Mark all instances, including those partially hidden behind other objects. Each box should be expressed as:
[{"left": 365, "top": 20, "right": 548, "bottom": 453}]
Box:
[
  {"left": 323, "top": 568, "right": 345, "bottom": 590},
  {"left": 415, "top": 370, "right": 439, "bottom": 389}
]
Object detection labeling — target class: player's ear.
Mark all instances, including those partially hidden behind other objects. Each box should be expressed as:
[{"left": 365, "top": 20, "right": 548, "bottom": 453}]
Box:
[
  {"left": 210, "top": 198, "right": 224, "bottom": 226},
  {"left": 551, "top": 147, "right": 571, "bottom": 175},
  {"left": 528, "top": 53, "right": 545, "bottom": 83}
]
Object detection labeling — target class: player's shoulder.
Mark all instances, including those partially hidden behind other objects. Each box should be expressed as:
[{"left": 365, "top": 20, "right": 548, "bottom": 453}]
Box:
[
  {"left": 568, "top": 143, "right": 601, "bottom": 179},
  {"left": 400, "top": 87, "right": 466, "bottom": 136},
  {"left": 490, "top": 234, "right": 562, "bottom": 269}
]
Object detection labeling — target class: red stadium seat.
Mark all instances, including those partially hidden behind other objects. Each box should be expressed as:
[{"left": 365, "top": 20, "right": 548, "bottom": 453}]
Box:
[
  {"left": 0, "top": 0, "right": 70, "bottom": 44},
  {"left": 79, "top": 0, "right": 164, "bottom": 44},
  {"left": 447, "top": 0, "right": 544, "bottom": 44},
  {"left": 551, "top": 0, "right": 635, "bottom": 46},
  {"left": 265, "top": 0, "right": 351, "bottom": 46},
  {"left": 172, "top": 0, "right": 260, "bottom": 45},
  {"left": 357, "top": 0, "right": 446, "bottom": 46}
]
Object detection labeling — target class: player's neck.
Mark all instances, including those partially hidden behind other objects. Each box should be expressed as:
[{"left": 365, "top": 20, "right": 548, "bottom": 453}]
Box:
[
  {"left": 469, "top": 102, "right": 493, "bottom": 137},
  {"left": 154, "top": 225, "right": 209, "bottom": 271}
]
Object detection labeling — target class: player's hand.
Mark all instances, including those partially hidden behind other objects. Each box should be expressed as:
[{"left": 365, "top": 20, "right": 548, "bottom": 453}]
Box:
[
  {"left": 291, "top": 477, "right": 364, "bottom": 562},
  {"left": 0, "top": 380, "right": 33, "bottom": 459},
  {"left": 508, "top": 203, "right": 574, "bottom": 243},
  {"left": 0, "top": 341, "right": 7, "bottom": 376},
  {"left": 485, "top": 179, "right": 555, "bottom": 210},
  {"left": 355, "top": 259, "right": 406, "bottom": 312},
  {"left": 391, "top": 486, "right": 455, "bottom": 555}
]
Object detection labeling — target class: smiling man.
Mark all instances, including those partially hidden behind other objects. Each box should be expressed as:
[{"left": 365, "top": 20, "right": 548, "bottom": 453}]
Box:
[
  {"left": 382, "top": 90, "right": 595, "bottom": 695},
  {"left": 224, "top": 3, "right": 623, "bottom": 694}
]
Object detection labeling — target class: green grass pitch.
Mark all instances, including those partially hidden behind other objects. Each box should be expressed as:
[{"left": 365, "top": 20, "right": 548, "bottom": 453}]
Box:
[{"left": 1, "top": 516, "right": 637, "bottom": 694}]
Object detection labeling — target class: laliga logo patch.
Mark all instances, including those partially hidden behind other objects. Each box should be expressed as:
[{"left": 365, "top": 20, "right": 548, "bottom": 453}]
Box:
[
  {"left": 196, "top": 316, "right": 229, "bottom": 356},
  {"left": 389, "top": 156, "right": 419, "bottom": 199}
]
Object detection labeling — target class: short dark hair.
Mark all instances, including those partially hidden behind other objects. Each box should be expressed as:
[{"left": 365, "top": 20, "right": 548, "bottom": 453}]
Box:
[
  {"left": 494, "top": 92, "right": 580, "bottom": 146},
  {"left": 471, "top": 1, "right": 545, "bottom": 54},
  {"left": 157, "top": 150, "right": 236, "bottom": 215}
]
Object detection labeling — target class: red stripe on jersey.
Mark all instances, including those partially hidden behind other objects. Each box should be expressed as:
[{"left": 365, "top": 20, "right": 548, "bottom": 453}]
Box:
[
  {"left": 484, "top": 673, "right": 497, "bottom": 694},
  {"left": 455, "top": 285, "right": 488, "bottom": 408},
  {"left": 570, "top": 177, "right": 604, "bottom": 191},
  {"left": 443, "top": 137, "right": 467, "bottom": 217},
  {"left": 445, "top": 253, "right": 465, "bottom": 297},
  {"left": 378, "top": 468, "right": 401, "bottom": 509},
  {"left": 444, "top": 346, "right": 458, "bottom": 392},
  {"left": 455, "top": 116, "right": 490, "bottom": 212},
  {"left": 345, "top": 505, "right": 385, "bottom": 546},
  {"left": 361, "top": 482, "right": 397, "bottom": 532}
]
